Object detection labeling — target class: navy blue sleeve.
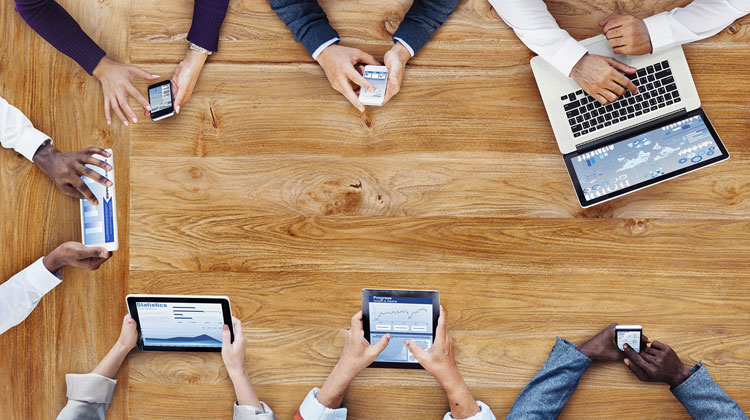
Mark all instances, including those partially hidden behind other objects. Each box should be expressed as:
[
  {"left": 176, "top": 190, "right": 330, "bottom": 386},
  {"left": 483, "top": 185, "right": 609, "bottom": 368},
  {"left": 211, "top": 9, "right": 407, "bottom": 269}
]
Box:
[
  {"left": 268, "top": 0, "right": 339, "bottom": 56},
  {"left": 393, "top": 0, "right": 459, "bottom": 55}
]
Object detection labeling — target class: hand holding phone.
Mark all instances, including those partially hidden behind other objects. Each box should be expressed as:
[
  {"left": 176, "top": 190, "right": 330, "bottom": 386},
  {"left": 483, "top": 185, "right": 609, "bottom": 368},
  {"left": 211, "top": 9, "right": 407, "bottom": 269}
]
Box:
[
  {"left": 148, "top": 80, "right": 175, "bottom": 121},
  {"left": 358, "top": 65, "right": 388, "bottom": 107},
  {"left": 616, "top": 325, "right": 642, "bottom": 353}
]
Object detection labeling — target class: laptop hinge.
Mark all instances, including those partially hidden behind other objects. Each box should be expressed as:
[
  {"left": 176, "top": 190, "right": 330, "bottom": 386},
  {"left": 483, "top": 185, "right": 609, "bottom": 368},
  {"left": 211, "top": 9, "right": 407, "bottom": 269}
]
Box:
[{"left": 574, "top": 108, "right": 688, "bottom": 152}]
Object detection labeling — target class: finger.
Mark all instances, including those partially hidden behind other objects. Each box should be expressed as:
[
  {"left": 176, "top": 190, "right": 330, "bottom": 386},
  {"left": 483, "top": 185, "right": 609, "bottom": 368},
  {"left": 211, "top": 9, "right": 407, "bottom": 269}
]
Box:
[
  {"left": 405, "top": 339, "right": 429, "bottom": 362},
  {"left": 599, "top": 14, "right": 620, "bottom": 28},
  {"left": 640, "top": 349, "right": 657, "bottom": 363},
  {"left": 606, "top": 79, "right": 626, "bottom": 96},
  {"left": 76, "top": 245, "right": 109, "bottom": 260},
  {"left": 606, "top": 28, "right": 624, "bottom": 41},
  {"left": 232, "top": 316, "right": 243, "bottom": 338},
  {"left": 103, "top": 97, "right": 112, "bottom": 126},
  {"left": 624, "top": 357, "right": 648, "bottom": 381},
  {"left": 602, "top": 17, "right": 625, "bottom": 34},
  {"left": 346, "top": 66, "right": 374, "bottom": 92},
  {"left": 74, "top": 179, "right": 99, "bottom": 206},
  {"left": 338, "top": 79, "right": 365, "bottom": 112},
  {"left": 131, "top": 66, "right": 159, "bottom": 81},
  {"left": 353, "top": 50, "right": 379, "bottom": 66},
  {"left": 84, "top": 147, "right": 111, "bottom": 158},
  {"left": 117, "top": 94, "right": 139, "bottom": 124},
  {"left": 608, "top": 36, "right": 626, "bottom": 50},
  {"left": 351, "top": 311, "right": 364, "bottom": 332},
  {"left": 370, "top": 333, "right": 391, "bottom": 354},
  {"left": 607, "top": 57, "right": 637, "bottom": 74},
  {"left": 435, "top": 306, "right": 447, "bottom": 342},
  {"left": 78, "top": 164, "right": 112, "bottom": 188},
  {"left": 60, "top": 183, "right": 84, "bottom": 200},
  {"left": 612, "top": 70, "right": 638, "bottom": 94},
  {"left": 594, "top": 93, "right": 609, "bottom": 105},
  {"left": 221, "top": 324, "right": 231, "bottom": 348},
  {"left": 82, "top": 155, "right": 113, "bottom": 172},
  {"left": 650, "top": 340, "right": 668, "bottom": 351},
  {"left": 624, "top": 344, "right": 651, "bottom": 371},
  {"left": 126, "top": 84, "right": 151, "bottom": 113},
  {"left": 111, "top": 98, "right": 129, "bottom": 126},
  {"left": 600, "top": 88, "right": 619, "bottom": 104}
]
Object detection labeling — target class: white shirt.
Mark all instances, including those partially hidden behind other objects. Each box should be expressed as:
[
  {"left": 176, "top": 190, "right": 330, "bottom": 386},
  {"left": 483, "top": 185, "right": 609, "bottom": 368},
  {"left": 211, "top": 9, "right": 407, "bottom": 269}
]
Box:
[
  {"left": 0, "top": 96, "right": 50, "bottom": 161},
  {"left": 0, "top": 258, "right": 62, "bottom": 336},
  {"left": 488, "top": 0, "right": 750, "bottom": 77}
]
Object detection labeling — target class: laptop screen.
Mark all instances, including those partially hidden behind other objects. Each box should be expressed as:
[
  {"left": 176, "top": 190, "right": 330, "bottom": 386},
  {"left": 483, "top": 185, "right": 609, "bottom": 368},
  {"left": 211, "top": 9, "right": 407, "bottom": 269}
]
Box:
[{"left": 564, "top": 109, "right": 728, "bottom": 207}]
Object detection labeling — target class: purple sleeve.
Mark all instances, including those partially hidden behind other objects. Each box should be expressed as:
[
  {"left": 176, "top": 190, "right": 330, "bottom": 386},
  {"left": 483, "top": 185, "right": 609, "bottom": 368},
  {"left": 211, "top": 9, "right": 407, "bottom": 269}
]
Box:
[
  {"left": 187, "top": 0, "right": 230, "bottom": 52},
  {"left": 14, "top": 0, "right": 106, "bottom": 75}
]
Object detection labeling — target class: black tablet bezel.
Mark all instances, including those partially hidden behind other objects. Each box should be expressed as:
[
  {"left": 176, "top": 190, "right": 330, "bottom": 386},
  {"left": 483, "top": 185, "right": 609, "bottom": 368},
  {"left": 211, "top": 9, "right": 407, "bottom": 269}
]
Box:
[
  {"left": 126, "top": 294, "right": 233, "bottom": 352},
  {"left": 615, "top": 326, "right": 643, "bottom": 353},
  {"left": 564, "top": 108, "right": 729, "bottom": 208},
  {"left": 361, "top": 288, "right": 440, "bottom": 369},
  {"left": 147, "top": 80, "right": 175, "bottom": 120}
]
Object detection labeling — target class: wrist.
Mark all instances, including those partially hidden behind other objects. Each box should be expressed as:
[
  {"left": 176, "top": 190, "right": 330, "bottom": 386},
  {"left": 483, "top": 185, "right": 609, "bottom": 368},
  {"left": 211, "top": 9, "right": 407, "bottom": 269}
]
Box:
[
  {"left": 227, "top": 365, "right": 248, "bottom": 379},
  {"left": 668, "top": 366, "right": 693, "bottom": 388},
  {"left": 43, "top": 251, "right": 64, "bottom": 274},
  {"left": 32, "top": 140, "right": 57, "bottom": 171},
  {"left": 113, "top": 340, "right": 135, "bottom": 356},
  {"left": 391, "top": 42, "right": 412, "bottom": 62},
  {"left": 185, "top": 48, "right": 209, "bottom": 66},
  {"left": 92, "top": 56, "right": 112, "bottom": 79}
]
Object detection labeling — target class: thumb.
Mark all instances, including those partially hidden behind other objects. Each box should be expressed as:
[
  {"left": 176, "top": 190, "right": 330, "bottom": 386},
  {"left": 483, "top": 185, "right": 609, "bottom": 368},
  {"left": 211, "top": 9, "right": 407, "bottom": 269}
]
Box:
[
  {"left": 607, "top": 57, "right": 637, "bottom": 74},
  {"left": 131, "top": 66, "right": 159, "bottom": 80},
  {"left": 221, "top": 324, "right": 231, "bottom": 348},
  {"left": 77, "top": 246, "right": 107, "bottom": 260},
  {"left": 371, "top": 333, "right": 391, "bottom": 354},
  {"left": 600, "top": 15, "right": 617, "bottom": 27},
  {"left": 405, "top": 339, "right": 428, "bottom": 362}
]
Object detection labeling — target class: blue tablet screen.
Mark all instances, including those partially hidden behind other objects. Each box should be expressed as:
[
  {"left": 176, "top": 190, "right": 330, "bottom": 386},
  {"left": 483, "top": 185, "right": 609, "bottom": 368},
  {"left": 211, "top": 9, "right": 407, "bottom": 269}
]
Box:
[
  {"left": 136, "top": 301, "right": 224, "bottom": 348},
  {"left": 368, "top": 296, "right": 434, "bottom": 363}
]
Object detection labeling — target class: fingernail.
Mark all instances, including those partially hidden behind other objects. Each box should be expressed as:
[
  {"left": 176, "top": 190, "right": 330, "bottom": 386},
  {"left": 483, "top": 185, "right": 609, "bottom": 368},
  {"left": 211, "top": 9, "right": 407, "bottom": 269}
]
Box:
[
  {"left": 623, "top": 344, "right": 629, "bottom": 349},
  {"left": 106, "top": 164, "right": 112, "bottom": 170},
  {"left": 223, "top": 325, "right": 228, "bottom": 330},
  {"left": 153, "top": 75, "right": 159, "bottom": 78},
  {"left": 624, "top": 359, "right": 630, "bottom": 366},
  {"left": 147, "top": 106, "right": 151, "bottom": 111},
  {"left": 106, "top": 181, "right": 113, "bottom": 187},
  {"left": 107, "top": 120, "right": 111, "bottom": 126},
  {"left": 124, "top": 121, "right": 129, "bottom": 126},
  {"left": 133, "top": 118, "right": 138, "bottom": 123}
]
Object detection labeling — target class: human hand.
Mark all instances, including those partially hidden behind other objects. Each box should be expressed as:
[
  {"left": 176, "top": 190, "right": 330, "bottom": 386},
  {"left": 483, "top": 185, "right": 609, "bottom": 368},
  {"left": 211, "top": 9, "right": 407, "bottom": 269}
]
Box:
[
  {"left": 115, "top": 314, "right": 138, "bottom": 352},
  {"left": 382, "top": 42, "right": 411, "bottom": 105},
  {"left": 570, "top": 54, "right": 638, "bottom": 104},
  {"left": 33, "top": 143, "right": 112, "bottom": 205},
  {"left": 316, "top": 311, "right": 390, "bottom": 408},
  {"left": 601, "top": 14, "right": 653, "bottom": 56},
  {"left": 624, "top": 340, "right": 693, "bottom": 387},
  {"left": 406, "top": 306, "right": 479, "bottom": 419},
  {"left": 92, "top": 57, "right": 159, "bottom": 126},
  {"left": 43, "top": 242, "right": 112, "bottom": 273},
  {"left": 171, "top": 49, "right": 208, "bottom": 114},
  {"left": 578, "top": 323, "right": 650, "bottom": 362},
  {"left": 222, "top": 316, "right": 247, "bottom": 376},
  {"left": 315, "top": 44, "right": 379, "bottom": 112}
]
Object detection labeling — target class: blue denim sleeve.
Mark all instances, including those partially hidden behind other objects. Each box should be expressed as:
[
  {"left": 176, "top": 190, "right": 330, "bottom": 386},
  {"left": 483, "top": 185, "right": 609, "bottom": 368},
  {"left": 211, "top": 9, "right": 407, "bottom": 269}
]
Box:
[
  {"left": 671, "top": 364, "right": 748, "bottom": 420},
  {"left": 392, "top": 0, "right": 459, "bottom": 55},
  {"left": 267, "top": 0, "right": 339, "bottom": 56},
  {"left": 506, "top": 337, "right": 592, "bottom": 420}
]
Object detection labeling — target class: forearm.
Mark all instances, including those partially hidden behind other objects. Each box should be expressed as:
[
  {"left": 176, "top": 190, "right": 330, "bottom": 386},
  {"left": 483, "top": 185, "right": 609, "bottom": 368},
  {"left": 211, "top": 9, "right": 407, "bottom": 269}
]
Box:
[
  {"left": 228, "top": 368, "right": 263, "bottom": 410},
  {"left": 13, "top": 0, "right": 105, "bottom": 74},
  {"left": 393, "top": 0, "right": 460, "bottom": 55},
  {"left": 316, "top": 362, "right": 355, "bottom": 409},
  {"left": 671, "top": 364, "right": 749, "bottom": 420},
  {"left": 268, "top": 0, "right": 338, "bottom": 56},
  {"left": 187, "top": 0, "right": 230, "bottom": 52},
  {"left": 0, "top": 96, "right": 51, "bottom": 161},
  {"left": 441, "top": 373, "right": 480, "bottom": 419},
  {"left": 0, "top": 258, "right": 61, "bottom": 336},
  {"left": 92, "top": 343, "right": 131, "bottom": 379}
]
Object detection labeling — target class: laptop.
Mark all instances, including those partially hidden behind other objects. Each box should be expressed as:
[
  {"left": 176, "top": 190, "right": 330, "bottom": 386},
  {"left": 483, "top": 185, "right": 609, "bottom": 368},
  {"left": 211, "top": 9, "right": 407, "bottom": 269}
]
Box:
[{"left": 531, "top": 34, "right": 729, "bottom": 208}]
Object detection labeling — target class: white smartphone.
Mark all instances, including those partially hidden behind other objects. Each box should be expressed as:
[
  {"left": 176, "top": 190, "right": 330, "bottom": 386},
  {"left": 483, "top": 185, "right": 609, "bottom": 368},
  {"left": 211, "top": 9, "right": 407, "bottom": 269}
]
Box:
[
  {"left": 79, "top": 149, "right": 118, "bottom": 251},
  {"left": 616, "top": 325, "right": 642, "bottom": 353},
  {"left": 358, "top": 65, "right": 388, "bottom": 106}
]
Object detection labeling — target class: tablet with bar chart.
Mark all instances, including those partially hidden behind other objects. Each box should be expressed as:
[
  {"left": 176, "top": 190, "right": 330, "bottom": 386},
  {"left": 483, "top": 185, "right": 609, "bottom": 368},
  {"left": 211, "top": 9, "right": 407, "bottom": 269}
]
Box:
[
  {"left": 126, "top": 295, "right": 233, "bottom": 352},
  {"left": 80, "top": 149, "right": 118, "bottom": 250},
  {"left": 362, "top": 289, "right": 440, "bottom": 369}
]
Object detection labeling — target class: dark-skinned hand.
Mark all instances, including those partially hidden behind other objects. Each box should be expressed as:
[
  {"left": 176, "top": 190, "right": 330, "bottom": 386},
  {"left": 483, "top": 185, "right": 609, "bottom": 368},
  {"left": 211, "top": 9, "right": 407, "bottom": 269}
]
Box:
[
  {"left": 624, "top": 341, "right": 693, "bottom": 387},
  {"left": 43, "top": 242, "right": 112, "bottom": 273},
  {"left": 33, "top": 143, "right": 113, "bottom": 206},
  {"left": 578, "top": 323, "right": 649, "bottom": 362}
]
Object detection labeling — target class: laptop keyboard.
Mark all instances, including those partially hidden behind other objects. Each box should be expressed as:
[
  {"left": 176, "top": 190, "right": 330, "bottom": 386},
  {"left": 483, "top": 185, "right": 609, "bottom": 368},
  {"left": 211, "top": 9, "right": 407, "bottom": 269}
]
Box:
[{"left": 561, "top": 60, "right": 681, "bottom": 138}]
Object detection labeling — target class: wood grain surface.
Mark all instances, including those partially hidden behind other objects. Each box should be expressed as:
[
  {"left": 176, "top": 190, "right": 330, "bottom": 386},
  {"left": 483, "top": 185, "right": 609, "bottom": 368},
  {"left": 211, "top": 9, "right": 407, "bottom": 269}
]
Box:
[{"left": 2, "top": 0, "right": 750, "bottom": 419}]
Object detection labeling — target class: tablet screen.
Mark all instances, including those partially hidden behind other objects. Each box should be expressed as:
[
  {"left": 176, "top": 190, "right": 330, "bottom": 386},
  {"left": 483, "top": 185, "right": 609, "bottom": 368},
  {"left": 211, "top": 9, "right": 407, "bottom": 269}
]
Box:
[
  {"left": 367, "top": 295, "right": 434, "bottom": 364},
  {"left": 135, "top": 301, "right": 225, "bottom": 348},
  {"left": 565, "top": 110, "right": 728, "bottom": 207}
]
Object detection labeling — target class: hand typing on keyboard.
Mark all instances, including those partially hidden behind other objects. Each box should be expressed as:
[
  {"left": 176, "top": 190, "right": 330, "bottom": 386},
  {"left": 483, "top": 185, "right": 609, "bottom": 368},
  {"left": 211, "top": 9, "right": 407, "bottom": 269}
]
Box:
[
  {"left": 600, "top": 14, "right": 653, "bottom": 56},
  {"left": 570, "top": 53, "right": 638, "bottom": 105}
]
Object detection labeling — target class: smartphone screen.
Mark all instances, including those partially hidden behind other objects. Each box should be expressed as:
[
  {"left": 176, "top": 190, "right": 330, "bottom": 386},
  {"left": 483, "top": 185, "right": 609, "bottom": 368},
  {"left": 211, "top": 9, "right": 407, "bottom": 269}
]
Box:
[
  {"left": 359, "top": 66, "right": 388, "bottom": 106},
  {"left": 148, "top": 81, "right": 174, "bottom": 121},
  {"left": 616, "top": 328, "right": 642, "bottom": 352}
]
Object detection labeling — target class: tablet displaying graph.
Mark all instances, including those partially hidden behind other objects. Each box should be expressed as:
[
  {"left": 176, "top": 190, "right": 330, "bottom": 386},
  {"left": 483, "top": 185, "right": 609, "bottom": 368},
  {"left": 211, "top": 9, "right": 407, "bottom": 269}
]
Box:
[{"left": 362, "top": 289, "right": 440, "bottom": 369}]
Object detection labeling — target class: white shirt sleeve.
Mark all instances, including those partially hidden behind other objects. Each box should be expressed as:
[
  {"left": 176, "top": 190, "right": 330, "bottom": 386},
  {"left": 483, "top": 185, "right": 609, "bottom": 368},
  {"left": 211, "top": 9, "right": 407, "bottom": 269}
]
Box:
[
  {"left": 443, "top": 401, "right": 497, "bottom": 420},
  {"left": 0, "top": 96, "right": 51, "bottom": 161},
  {"left": 298, "top": 388, "right": 347, "bottom": 420},
  {"left": 0, "top": 257, "right": 61, "bottom": 336},
  {"left": 487, "top": 0, "right": 588, "bottom": 77},
  {"left": 56, "top": 373, "right": 117, "bottom": 420},
  {"left": 644, "top": 0, "right": 750, "bottom": 53},
  {"left": 312, "top": 38, "right": 340, "bottom": 60},
  {"left": 233, "top": 401, "right": 276, "bottom": 420}
]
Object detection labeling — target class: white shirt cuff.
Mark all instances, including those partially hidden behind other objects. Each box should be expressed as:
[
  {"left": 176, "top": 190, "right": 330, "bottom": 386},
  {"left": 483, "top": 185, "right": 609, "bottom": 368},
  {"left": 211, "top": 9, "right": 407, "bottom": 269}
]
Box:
[
  {"left": 312, "top": 38, "right": 340, "bottom": 60},
  {"left": 17, "top": 128, "right": 50, "bottom": 162},
  {"left": 643, "top": 13, "right": 674, "bottom": 54},
  {"left": 553, "top": 37, "right": 589, "bottom": 77},
  {"left": 393, "top": 37, "right": 415, "bottom": 57},
  {"left": 65, "top": 373, "right": 117, "bottom": 404},
  {"left": 233, "top": 401, "right": 275, "bottom": 420},
  {"left": 299, "top": 388, "right": 347, "bottom": 420},
  {"left": 443, "top": 401, "right": 496, "bottom": 420},
  {"left": 25, "top": 257, "right": 62, "bottom": 294}
]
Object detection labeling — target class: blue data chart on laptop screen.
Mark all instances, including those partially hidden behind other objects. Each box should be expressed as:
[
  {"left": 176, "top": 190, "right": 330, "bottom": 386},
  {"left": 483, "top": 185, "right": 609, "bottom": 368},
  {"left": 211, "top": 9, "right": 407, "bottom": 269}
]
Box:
[
  {"left": 136, "top": 302, "right": 224, "bottom": 348},
  {"left": 571, "top": 115, "right": 723, "bottom": 202},
  {"left": 368, "top": 296, "right": 433, "bottom": 363}
]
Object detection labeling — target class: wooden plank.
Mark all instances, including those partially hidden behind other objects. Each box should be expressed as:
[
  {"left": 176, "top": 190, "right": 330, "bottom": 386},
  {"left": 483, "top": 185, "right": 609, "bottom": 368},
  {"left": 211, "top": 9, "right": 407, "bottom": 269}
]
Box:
[{"left": 129, "top": 154, "right": 750, "bottom": 219}]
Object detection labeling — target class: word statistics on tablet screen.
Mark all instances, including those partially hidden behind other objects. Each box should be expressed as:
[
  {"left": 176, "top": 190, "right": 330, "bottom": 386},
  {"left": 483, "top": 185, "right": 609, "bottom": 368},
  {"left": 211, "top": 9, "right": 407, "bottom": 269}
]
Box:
[
  {"left": 368, "top": 296, "right": 433, "bottom": 363},
  {"left": 136, "top": 302, "right": 224, "bottom": 348}
]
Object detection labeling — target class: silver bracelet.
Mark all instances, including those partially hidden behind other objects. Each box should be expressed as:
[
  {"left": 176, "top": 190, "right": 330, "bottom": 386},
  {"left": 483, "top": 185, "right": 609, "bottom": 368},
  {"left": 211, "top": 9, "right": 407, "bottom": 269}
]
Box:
[{"left": 189, "top": 42, "right": 212, "bottom": 56}]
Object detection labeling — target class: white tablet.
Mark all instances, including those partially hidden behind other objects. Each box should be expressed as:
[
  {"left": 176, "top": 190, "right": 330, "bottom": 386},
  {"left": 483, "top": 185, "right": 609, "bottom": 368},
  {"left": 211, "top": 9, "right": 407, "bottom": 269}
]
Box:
[
  {"left": 126, "top": 294, "right": 233, "bottom": 352},
  {"left": 80, "top": 149, "right": 118, "bottom": 251}
]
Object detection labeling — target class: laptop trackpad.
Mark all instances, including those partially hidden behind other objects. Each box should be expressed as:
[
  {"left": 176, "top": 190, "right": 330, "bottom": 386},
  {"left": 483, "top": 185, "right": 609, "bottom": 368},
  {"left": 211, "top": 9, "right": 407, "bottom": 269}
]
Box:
[{"left": 584, "top": 36, "right": 632, "bottom": 65}]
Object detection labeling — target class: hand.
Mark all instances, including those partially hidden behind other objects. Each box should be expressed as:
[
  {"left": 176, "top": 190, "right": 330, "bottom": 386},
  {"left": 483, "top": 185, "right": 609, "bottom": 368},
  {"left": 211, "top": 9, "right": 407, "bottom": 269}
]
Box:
[
  {"left": 601, "top": 14, "right": 653, "bottom": 56},
  {"left": 316, "top": 311, "right": 390, "bottom": 409},
  {"left": 92, "top": 57, "right": 159, "bottom": 126},
  {"left": 315, "top": 44, "right": 379, "bottom": 112},
  {"left": 33, "top": 143, "right": 112, "bottom": 205},
  {"left": 116, "top": 314, "right": 138, "bottom": 352},
  {"left": 382, "top": 42, "right": 411, "bottom": 105},
  {"left": 171, "top": 49, "right": 208, "bottom": 114},
  {"left": 570, "top": 54, "right": 638, "bottom": 104},
  {"left": 577, "top": 323, "right": 650, "bottom": 362},
  {"left": 407, "top": 306, "right": 479, "bottom": 419},
  {"left": 222, "top": 316, "right": 247, "bottom": 375},
  {"left": 624, "top": 341, "right": 693, "bottom": 387},
  {"left": 43, "top": 242, "right": 112, "bottom": 273}
]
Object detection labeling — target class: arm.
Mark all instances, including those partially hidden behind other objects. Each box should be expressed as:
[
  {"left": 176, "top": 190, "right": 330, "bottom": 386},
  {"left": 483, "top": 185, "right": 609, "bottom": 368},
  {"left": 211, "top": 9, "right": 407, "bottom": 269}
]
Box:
[
  {"left": 0, "top": 258, "right": 60, "bottom": 336},
  {"left": 0, "top": 96, "right": 51, "bottom": 161},
  {"left": 671, "top": 364, "right": 748, "bottom": 420},
  {"left": 57, "top": 315, "right": 137, "bottom": 420},
  {"left": 393, "top": 0, "right": 460, "bottom": 57},
  {"left": 187, "top": 0, "right": 230, "bottom": 53},
  {"left": 268, "top": 0, "right": 339, "bottom": 58},
  {"left": 13, "top": 0, "right": 105, "bottom": 74}
]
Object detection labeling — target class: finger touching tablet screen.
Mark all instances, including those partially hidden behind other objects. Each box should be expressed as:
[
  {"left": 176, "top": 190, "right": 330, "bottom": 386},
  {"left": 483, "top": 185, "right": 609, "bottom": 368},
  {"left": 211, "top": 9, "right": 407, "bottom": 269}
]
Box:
[
  {"left": 126, "top": 295, "right": 233, "bottom": 352},
  {"left": 362, "top": 289, "right": 439, "bottom": 369}
]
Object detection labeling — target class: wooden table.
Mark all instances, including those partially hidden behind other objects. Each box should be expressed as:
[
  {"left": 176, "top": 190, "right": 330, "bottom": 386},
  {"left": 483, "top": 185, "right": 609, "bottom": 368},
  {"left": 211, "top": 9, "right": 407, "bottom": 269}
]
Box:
[{"left": 2, "top": 0, "right": 749, "bottom": 418}]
